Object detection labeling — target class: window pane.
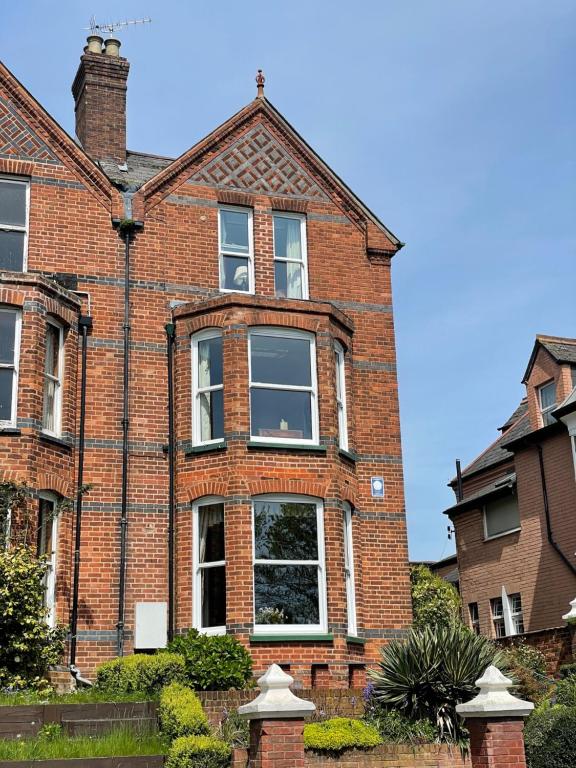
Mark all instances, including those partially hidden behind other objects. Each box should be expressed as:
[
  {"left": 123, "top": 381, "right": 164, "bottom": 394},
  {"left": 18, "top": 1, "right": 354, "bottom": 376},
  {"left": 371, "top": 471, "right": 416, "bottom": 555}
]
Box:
[
  {"left": 220, "top": 210, "right": 249, "bottom": 253},
  {"left": 0, "top": 311, "right": 16, "bottom": 363},
  {"left": 251, "top": 388, "right": 312, "bottom": 439},
  {"left": 274, "top": 216, "right": 302, "bottom": 260},
  {"left": 275, "top": 261, "right": 303, "bottom": 299},
  {"left": 251, "top": 334, "right": 311, "bottom": 386},
  {"left": 201, "top": 565, "right": 226, "bottom": 628},
  {"left": 540, "top": 382, "right": 556, "bottom": 410},
  {"left": 485, "top": 496, "right": 520, "bottom": 537},
  {"left": 43, "top": 378, "right": 57, "bottom": 432},
  {"left": 38, "top": 499, "right": 55, "bottom": 556},
  {"left": 0, "top": 368, "right": 13, "bottom": 421},
  {"left": 199, "top": 503, "right": 225, "bottom": 563},
  {"left": 45, "top": 325, "right": 60, "bottom": 377},
  {"left": 254, "top": 501, "right": 318, "bottom": 560},
  {"left": 0, "top": 181, "right": 26, "bottom": 227},
  {"left": 199, "top": 390, "right": 224, "bottom": 442},
  {"left": 255, "top": 564, "right": 319, "bottom": 625},
  {"left": 0, "top": 231, "right": 24, "bottom": 271},
  {"left": 198, "top": 336, "right": 222, "bottom": 388},
  {"left": 221, "top": 255, "right": 249, "bottom": 291}
]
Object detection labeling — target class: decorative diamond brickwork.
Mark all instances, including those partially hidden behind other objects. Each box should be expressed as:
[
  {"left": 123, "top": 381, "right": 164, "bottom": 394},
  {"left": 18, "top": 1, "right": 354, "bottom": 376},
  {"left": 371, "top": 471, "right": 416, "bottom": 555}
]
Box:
[
  {"left": 187, "top": 124, "right": 329, "bottom": 200},
  {"left": 0, "top": 96, "right": 60, "bottom": 164}
]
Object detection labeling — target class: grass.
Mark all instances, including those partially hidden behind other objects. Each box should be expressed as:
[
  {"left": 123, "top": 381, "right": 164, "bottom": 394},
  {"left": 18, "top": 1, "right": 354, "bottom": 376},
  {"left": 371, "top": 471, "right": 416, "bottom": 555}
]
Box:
[
  {"left": 0, "top": 688, "right": 155, "bottom": 706},
  {"left": 0, "top": 728, "right": 168, "bottom": 760}
]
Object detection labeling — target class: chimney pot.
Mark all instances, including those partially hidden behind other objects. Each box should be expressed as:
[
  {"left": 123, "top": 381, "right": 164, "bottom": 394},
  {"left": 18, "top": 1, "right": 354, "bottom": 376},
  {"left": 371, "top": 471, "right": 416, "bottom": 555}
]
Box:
[
  {"left": 86, "top": 35, "right": 103, "bottom": 54},
  {"left": 104, "top": 38, "right": 121, "bottom": 57}
]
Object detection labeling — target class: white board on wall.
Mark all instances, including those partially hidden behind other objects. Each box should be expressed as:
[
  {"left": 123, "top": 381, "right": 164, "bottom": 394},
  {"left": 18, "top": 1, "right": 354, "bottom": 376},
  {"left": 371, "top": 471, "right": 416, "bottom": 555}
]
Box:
[{"left": 134, "top": 602, "right": 168, "bottom": 649}]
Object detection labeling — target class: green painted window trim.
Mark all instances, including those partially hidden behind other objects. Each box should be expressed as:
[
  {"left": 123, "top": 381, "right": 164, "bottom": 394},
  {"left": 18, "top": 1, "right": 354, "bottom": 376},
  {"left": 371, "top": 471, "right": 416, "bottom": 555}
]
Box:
[
  {"left": 185, "top": 440, "right": 227, "bottom": 456},
  {"left": 339, "top": 448, "right": 357, "bottom": 462},
  {"left": 247, "top": 442, "right": 327, "bottom": 453},
  {"left": 346, "top": 635, "right": 367, "bottom": 645},
  {"left": 249, "top": 633, "right": 334, "bottom": 643}
]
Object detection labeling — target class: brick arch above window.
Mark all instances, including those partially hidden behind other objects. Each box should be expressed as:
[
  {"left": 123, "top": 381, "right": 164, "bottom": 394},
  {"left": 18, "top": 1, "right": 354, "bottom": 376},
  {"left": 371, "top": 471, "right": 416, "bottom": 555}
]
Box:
[
  {"left": 246, "top": 478, "right": 329, "bottom": 499},
  {"left": 0, "top": 469, "right": 27, "bottom": 485},
  {"left": 43, "top": 297, "right": 77, "bottom": 328},
  {"left": 0, "top": 289, "right": 25, "bottom": 308},
  {"left": 36, "top": 473, "right": 71, "bottom": 499},
  {"left": 184, "top": 479, "right": 229, "bottom": 503}
]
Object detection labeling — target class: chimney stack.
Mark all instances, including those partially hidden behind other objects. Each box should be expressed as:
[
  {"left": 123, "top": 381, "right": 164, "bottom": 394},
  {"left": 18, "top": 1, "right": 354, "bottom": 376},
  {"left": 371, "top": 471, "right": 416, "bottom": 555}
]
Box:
[{"left": 72, "top": 36, "right": 129, "bottom": 165}]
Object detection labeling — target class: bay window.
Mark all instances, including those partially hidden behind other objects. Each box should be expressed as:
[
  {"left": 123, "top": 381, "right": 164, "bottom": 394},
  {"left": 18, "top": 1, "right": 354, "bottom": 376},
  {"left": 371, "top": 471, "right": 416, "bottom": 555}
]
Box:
[
  {"left": 42, "top": 320, "right": 64, "bottom": 436},
  {"left": 0, "top": 307, "right": 21, "bottom": 427},
  {"left": 193, "top": 499, "right": 226, "bottom": 633},
  {"left": 335, "top": 342, "right": 348, "bottom": 450},
  {"left": 253, "top": 496, "right": 326, "bottom": 633},
  {"left": 249, "top": 328, "right": 318, "bottom": 444},
  {"left": 343, "top": 503, "right": 357, "bottom": 636},
  {"left": 219, "top": 206, "right": 253, "bottom": 293},
  {"left": 273, "top": 213, "right": 308, "bottom": 299},
  {"left": 38, "top": 493, "right": 58, "bottom": 627},
  {"left": 192, "top": 330, "right": 224, "bottom": 445},
  {"left": 0, "top": 178, "right": 28, "bottom": 272}
]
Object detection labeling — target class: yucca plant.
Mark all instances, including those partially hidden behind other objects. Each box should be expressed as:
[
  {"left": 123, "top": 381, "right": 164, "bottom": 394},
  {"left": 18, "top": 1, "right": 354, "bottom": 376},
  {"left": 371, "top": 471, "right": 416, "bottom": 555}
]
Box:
[{"left": 369, "top": 624, "right": 503, "bottom": 742}]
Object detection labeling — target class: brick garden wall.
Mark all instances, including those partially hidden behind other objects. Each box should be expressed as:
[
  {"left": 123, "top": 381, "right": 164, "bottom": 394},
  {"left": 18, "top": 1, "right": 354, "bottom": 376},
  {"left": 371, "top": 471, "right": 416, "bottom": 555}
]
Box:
[
  {"left": 308, "top": 745, "right": 470, "bottom": 768},
  {"left": 496, "top": 625, "right": 574, "bottom": 675}
]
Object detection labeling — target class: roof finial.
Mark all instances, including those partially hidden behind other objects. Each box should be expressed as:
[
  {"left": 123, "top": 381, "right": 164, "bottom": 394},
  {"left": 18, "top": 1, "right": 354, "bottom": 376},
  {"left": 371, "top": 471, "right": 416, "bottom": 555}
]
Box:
[{"left": 256, "top": 69, "right": 265, "bottom": 98}]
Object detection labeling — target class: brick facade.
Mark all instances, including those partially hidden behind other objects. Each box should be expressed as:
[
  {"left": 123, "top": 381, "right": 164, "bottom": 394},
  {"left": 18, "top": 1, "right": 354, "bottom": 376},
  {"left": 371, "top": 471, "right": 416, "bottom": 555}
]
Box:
[{"left": 0, "top": 44, "right": 412, "bottom": 683}]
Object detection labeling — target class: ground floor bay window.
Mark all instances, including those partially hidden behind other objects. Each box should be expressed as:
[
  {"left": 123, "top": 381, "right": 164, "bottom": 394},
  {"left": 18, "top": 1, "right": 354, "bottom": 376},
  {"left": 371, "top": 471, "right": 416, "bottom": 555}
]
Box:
[
  {"left": 253, "top": 495, "right": 326, "bottom": 634},
  {"left": 193, "top": 498, "right": 226, "bottom": 634}
]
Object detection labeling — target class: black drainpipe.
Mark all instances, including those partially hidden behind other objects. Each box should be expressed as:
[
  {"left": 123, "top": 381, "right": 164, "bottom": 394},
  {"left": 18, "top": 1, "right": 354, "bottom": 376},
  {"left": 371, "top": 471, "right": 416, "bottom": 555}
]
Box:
[
  {"left": 69, "top": 313, "right": 92, "bottom": 669},
  {"left": 537, "top": 443, "right": 576, "bottom": 576},
  {"left": 113, "top": 218, "right": 143, "bottom": 657},
  {"left": 165, "top": 322, "right": 176, "bottom": 643}
]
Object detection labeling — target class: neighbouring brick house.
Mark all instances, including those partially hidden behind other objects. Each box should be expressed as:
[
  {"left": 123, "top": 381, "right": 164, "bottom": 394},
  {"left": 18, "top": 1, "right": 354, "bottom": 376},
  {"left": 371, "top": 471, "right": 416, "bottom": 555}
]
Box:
[
  {"left": 444, "top": 335, "right": 576, "bottom": 661},
  {"left": 0, "top": 36, "right": 412, "bottom": 685}
]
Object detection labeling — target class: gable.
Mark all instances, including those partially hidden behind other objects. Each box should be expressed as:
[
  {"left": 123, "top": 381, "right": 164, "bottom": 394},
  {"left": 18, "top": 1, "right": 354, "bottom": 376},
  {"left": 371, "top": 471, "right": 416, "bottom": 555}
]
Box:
[
  {"left": 187, "top": 123, "right": 329, "bottom": 201},
  {"left": 0, "top": 95, "right": 60, "bottom": 165}
]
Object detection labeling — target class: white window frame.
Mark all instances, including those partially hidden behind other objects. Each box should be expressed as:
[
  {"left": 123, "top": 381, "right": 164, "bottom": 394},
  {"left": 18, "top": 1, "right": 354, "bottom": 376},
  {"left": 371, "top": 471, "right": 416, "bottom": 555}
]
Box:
[
  {"left": 42, "top": 319, "right": 64, "bottom": 437},
  {"left": 509, "top": 592, "right": 524, "bottom": 635},
  {"left": 218, "top": 205, "right": 254, "bottom": 294},
  {"left": 0, "top": 176, "right": 29, "bottom": 272},
  {"left": 343, "top": 503, "right": 357, "bottom": 636},
  {"left": 1, "top": 507, "right": 11, "bottom": 549},
  {"left": 191, "top": 329, "right": 224, "bottom": 447},
  {"left": 38, "top": 492, "right": 58, "bottom": 628},
  {"left": 335, "top": 342, "right": 349, "bottom": 451},
  {"left": 248, "top": 327, "right": 319, "bottom": 446},
  {"left": 0, "top": 306, "right": 21, "bottom": 428},
  {"left": 538, "top": 380, "right": 556, "bottom": 427},
  {"left": 252, "top": 494, "right": 327, "bottom": 635},
  {"left": 490, "top": 596, "right": 506, "bottom": 638},
  {"left": 468, "top": 602, "right": 480, "bottom": 635},
  {"left": 272, "top": 212, "right": 308, "bottom": 300},
  {"left": 192, "top": 496, "right": 226, "bottom": 636},
  {"left": 483, "top": 495, "right": 521, "bottom": 541}
]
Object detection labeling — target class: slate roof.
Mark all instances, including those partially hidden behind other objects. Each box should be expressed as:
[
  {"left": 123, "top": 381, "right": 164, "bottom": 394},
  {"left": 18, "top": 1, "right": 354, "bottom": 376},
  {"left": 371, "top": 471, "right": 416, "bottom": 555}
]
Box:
[
  {"left": 444, "top": 473, "right": 517, "bottom": 517},
  {"left": 522, "top": 335, "right": 576, "bottom": 383},
  {"left": 99, "top": 150, "right": 174, "bottom": 190}
]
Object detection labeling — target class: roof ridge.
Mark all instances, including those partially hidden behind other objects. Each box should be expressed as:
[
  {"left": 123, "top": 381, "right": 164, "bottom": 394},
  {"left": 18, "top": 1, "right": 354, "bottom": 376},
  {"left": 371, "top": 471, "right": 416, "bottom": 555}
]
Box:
[{"left": 536, "top": 334, "right": 576, "bottom": 345}]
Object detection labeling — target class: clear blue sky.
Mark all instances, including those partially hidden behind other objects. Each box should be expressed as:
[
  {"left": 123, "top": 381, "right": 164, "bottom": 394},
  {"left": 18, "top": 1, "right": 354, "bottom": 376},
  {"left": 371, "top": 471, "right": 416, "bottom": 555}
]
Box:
[{"left": 2, "top": 2, "right": 574, "bottom": 561}]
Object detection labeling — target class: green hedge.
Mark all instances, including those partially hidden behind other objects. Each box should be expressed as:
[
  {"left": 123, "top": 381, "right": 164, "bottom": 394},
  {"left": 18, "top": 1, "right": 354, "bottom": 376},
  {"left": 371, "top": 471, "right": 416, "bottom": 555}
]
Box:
[
  {"left": 525, "top": 703, "right": 576, "bottom": 768},
  {"left": 166, "top": 630, "right": 253, "bottom": 690},
  {"left": 554, "top": 676, "right": 576, "bottom": 708},
  {"left": 95, "top": 653, "right": 185, "bottom": 695},
  {"left": 159, "top": 682, "right": 210, "bottom": 740},
  {"left": 165, "top": 735, "right": 231, "bottom": 768},
  {"left": 304, "top": 718, "right": 382, "bottom": 753}
]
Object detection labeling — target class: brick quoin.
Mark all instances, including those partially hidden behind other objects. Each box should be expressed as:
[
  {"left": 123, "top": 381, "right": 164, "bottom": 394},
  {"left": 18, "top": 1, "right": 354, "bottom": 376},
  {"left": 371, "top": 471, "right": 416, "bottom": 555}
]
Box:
[
  {"left": 0, "top": 41, "right": 412, "bottom": 683},
  {"left": 467, "top": 719, "right": 527, "bottom": 768}
]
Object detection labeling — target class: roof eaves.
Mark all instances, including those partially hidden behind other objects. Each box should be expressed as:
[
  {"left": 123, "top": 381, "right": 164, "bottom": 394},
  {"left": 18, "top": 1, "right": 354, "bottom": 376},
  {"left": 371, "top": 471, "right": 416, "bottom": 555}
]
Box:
[{"left": 444, "top": 473, "right": 517, "bottom": 518}]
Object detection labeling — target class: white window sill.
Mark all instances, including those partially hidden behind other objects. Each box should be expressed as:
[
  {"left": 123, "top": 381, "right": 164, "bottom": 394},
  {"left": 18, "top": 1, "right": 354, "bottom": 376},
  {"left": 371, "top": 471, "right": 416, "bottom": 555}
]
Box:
[{"left": 484, "top": 527, "right": 521, "bottom": 542}]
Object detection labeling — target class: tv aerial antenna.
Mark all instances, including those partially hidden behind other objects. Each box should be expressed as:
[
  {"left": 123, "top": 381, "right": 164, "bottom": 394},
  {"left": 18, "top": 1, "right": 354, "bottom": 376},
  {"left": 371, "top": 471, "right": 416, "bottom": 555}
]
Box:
[{"left": 85, "top": 16, "right": 152, "bottom": 38}]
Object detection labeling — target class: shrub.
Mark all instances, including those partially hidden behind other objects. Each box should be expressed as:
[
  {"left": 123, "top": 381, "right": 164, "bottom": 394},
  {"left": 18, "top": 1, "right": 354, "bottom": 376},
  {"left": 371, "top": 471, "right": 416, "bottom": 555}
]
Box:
[
  {"left": 366, "top": 709, "right": 437, "bottom": 744},
  {"left": 502, "top": 643, "right": 551, "bottom": 704},
  {"left": 166, "top": 735, "right": 232, "bottom": 768},
  {"left": 410, "top": 564, "right": 461, "bottom": 630},
  {"left": 95, "top": 653, "right": 185, "bottom": 695},
  {"left": 166, "top": 630, "right": 253, "bottom": 691},
  {"left": 370, "top": 623, "right": 502, "bottom": 742},
  {"left": 0, "top": 545, "right": 66, "bottom": 691},
  {"left": 554, "top": 676, "right": 576, "bottom": 708},
  {"left": 159, "top": 681, "right": 210, "bottom": 740},
  {"left": 216, "top": 708, "right": 250, "bottom": 749},
  {"left": 304, "top": 718, "right": 382, "bottom": 752},
  {"left": 558, "top": 662, "right": 576, "bottom": 679},
  {"left": 524, "top": 703, "right": 576, "bottom": 768}
]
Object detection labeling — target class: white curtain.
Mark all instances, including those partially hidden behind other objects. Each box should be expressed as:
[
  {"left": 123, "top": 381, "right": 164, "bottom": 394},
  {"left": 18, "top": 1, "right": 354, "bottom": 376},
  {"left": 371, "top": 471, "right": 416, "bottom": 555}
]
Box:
[{"left": 199, "top": 342, "right": 212, "bottom": 440}]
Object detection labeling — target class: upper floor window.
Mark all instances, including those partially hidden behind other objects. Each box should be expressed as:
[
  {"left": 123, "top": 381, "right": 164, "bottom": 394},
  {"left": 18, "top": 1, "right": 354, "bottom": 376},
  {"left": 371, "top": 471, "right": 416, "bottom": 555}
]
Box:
[
  {"left": 253, "top": 495, "right": 326, "bottom": 633},
  {"left": 483, "top": 495, "right": 520, "bottom": 540},
  {"left": 249, "top": 328, "right": 318, "bottom": 444},
  {"left": 539, "top": 380, "right": 556, "bottom": 426},
  {"left": 192, "top": 330, "right": 224, "bottom": 446},
  {"left": 273, "top": 213, "right": 308, "bottom": 300},
  {"left": 509, "top": 593, "right": 524, "bottom": 634},
  {"left": 193, "top": 498, "right": 226, "bottom": 634},
  {"left": 0, "top": 307, "right": 21, "bottom": 427},
  {"left": 219, "top": 206, "right": 253, "bottom": 293},
  {"left": 42, "top": 321, "right": 64, "bottom": 436},
  {"left": 334, "top": 342, "right": 348, "bottom": 451},
  {"left": 468, "top": 602, "right": 480, "bottom": 635},
  {"left": 0, "top": 178, "right": 28, "bottom": 272}
]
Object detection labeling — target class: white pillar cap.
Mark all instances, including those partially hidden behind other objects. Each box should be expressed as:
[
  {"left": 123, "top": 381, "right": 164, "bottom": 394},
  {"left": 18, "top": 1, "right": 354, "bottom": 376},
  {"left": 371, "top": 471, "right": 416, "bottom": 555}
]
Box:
[
  {"left": 238, "top": 664, "right": 316, "bottom": 720},
  {"left": 456, "top": 665, "right": 534, "bottom": 719},
  {"left": 563, "top": 597, "right": 576, "bottom": 623}
]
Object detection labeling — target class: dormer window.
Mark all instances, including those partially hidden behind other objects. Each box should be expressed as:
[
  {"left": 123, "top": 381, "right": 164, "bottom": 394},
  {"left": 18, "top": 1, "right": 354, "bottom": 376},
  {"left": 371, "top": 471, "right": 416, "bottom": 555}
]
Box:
[
  {"left": 539, "top": 380, "right": 556, "bottom": 426},
  {"left": 0, "top": 178, "right": 28, "bottom": 272},
  {"left": 218, "top": 206, "right": 253, "bottom": 293}
]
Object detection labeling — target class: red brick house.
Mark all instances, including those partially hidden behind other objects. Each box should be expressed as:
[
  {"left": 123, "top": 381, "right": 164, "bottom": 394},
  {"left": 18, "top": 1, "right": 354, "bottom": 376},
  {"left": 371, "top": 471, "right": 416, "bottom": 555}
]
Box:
[
  {"left": 0, "top": 37, "right": 412, "bottom": 685},
  {"left": 445, "top": 335, "right": 576, "bottom": 647}
]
